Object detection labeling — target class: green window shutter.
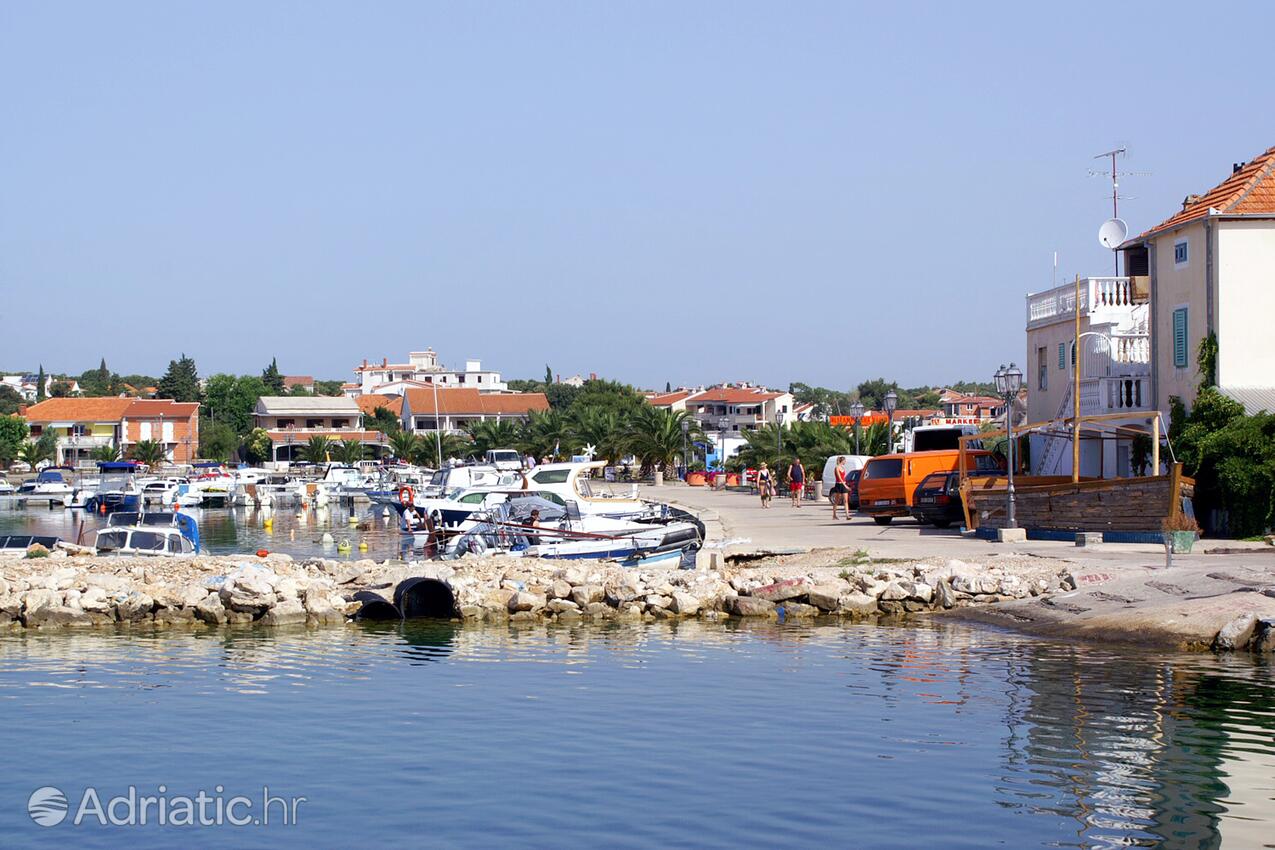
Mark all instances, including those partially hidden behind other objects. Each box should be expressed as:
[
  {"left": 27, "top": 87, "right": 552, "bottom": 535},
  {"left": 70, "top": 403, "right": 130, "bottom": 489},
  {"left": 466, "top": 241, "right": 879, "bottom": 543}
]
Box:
[
  {"left": 1172, "top": 308, "right": 1188, "bottom": 368},
  {"left": 1058, "top": 343, "right": 1065, "bottom": 370}
]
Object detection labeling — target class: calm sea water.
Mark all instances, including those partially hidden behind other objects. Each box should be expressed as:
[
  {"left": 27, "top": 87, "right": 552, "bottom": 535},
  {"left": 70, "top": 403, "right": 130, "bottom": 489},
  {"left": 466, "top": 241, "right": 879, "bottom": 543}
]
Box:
[
  {"left": 0, "top": 502, "right": 414, "bottom": 560},
  {"left": 0, "top": 619, "right": 1271, "bottom": 848}
]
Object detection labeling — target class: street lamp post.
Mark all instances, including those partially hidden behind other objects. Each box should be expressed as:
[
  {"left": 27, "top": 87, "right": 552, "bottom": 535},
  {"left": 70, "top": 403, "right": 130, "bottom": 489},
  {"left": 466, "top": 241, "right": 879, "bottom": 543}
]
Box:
[
  {"left": 883, "top": 391, "right": 898, "bottom": 453},
  {"left": 773, "top": 410, "right": 784, "bottom": 460},
  {"left": 680, "top": 417, "right": 690, "bottom": 480},
  {"left": 717, "top": 415, "right": 731, "bottom": 488},
  {"left": 848, "top": 401, "right": 865, "bottom": 455},
  {"left": 994, "top": 363, "right": 1023, "bottom": 528}
]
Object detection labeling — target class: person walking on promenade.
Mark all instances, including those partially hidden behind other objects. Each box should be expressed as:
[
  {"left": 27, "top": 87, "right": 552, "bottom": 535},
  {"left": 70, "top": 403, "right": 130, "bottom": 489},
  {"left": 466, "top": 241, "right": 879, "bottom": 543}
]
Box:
[
  {"left": 787, "top": 456, "right": 805, "bottom": 507},
  {"left": 830, "top": 456, "right": 848, "bottom": 519},
  {"left": 757, "top": 462, "right": 774, "bottom": 508}
]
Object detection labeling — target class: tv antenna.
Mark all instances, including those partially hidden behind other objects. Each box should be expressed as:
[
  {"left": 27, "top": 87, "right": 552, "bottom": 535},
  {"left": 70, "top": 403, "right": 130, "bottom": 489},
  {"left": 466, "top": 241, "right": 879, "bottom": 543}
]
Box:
[{"left": 1089, "top": 146, "right": 1151, "bottom": 274}]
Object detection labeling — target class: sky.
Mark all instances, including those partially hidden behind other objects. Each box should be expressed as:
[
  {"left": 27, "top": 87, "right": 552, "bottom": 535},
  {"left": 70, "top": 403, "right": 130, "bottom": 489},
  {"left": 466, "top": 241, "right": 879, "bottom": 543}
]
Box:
[{"left": 2, "top": 1, "right": 1272, "bottom": 392}]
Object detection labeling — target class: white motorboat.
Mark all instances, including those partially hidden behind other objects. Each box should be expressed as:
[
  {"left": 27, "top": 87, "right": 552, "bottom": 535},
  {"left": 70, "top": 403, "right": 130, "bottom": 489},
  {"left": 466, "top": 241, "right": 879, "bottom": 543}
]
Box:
[
  {"left": 0, "top": 474, "right": 14, "bottom": 497},
  {"left": 93, "top": 511, "right": 201, "bottom": 556},
  {"left": 17, "top": 467, "right": 76, "bottom": 501}
]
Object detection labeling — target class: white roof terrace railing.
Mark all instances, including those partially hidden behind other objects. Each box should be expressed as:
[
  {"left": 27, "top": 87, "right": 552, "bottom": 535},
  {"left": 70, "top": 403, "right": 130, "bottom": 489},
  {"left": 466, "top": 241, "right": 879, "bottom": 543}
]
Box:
[{"left": 1026, "top": 277, "right": 1139, "bottom": 329}]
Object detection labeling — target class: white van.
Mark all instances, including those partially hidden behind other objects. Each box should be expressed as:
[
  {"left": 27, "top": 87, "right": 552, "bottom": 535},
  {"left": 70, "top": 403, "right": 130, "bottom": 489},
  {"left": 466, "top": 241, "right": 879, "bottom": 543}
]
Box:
[{"left": 821, "top": 455, "right": 872, "bottom": 496}]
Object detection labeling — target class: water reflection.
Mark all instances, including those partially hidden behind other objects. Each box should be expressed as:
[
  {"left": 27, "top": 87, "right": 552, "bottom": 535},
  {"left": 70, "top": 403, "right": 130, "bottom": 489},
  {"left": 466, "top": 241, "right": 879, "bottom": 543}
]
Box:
[{"left": 0, "top": 621, "right": 1270, "bottom": 848}]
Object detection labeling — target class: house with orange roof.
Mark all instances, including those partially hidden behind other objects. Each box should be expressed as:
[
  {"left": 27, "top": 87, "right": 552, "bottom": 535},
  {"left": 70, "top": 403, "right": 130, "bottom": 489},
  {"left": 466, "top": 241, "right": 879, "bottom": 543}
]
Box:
[
  {"left": 24, "top": 398, "right": 200, "bottom": 464},
  {"left": 1118, "top": 145, "right": 1275, "bottom": 417},
  {"left": 400, "top": 387, "right": 549, "bottom": 435},
  {"left": 645, "top": 390, "right": 692, "bottom": 412},
  {"left": 253, "top": 396, "right": 387, "bottom": 463},
  {"left": 283, "top": 375, "right": 315, "bottom": 394},
  {"left": 683, "top": 385, "right": 796, "bottom": 435}
]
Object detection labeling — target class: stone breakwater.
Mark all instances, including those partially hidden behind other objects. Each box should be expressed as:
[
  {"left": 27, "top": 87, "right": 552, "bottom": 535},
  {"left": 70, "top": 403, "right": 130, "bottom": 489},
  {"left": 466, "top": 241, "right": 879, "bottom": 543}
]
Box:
[{"left": 0, "top": 551, "right": 1078, "bottom": 630}]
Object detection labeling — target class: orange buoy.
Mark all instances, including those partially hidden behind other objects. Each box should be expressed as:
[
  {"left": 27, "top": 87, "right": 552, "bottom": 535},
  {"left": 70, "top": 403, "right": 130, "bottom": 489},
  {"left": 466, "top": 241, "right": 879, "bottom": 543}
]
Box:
[{"left": 256, "top": 549, "right": 269, "bottom": 557}]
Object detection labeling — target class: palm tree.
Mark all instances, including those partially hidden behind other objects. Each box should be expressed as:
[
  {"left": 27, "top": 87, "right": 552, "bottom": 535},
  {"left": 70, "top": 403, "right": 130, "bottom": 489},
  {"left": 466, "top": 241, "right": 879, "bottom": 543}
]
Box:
[
  {"left": 624, "top": 408, "right": 701, "bottom": 475},
  {"left": 89, "top": 444, "right": 121, "bottom": 462},
  {"left": 300, "top": 435, "right": 333, "bottom": 464},
  {"left": 17, "top": 439, "right": 52, "bottom": 471},
  {"left": 519, "top": 410, "right": 577, "bottom": 461},
  {"left": 130, "top": 439, "right": 167, "bottom": 468},
  {"left": 570, "top": 407, "right": 626, "bottom": 464},
  {"left": 411, "top": 432, "right": 471, "bottom": 468},
  {"left": 465, "top": 419, "right": 521, "bottom": 457},
  {"left": 388, "top": 431, "right": 420, "bottom": 462},
  {"left": 335, "top": 439, "right": 366, "bottom": 464}
]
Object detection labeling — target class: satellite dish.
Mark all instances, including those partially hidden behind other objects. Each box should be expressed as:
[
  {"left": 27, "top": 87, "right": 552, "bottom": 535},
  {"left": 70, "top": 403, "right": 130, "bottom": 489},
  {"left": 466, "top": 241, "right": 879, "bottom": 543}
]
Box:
[{"left": 1098, "top": 218, "right": 1128, "bottom": 249}]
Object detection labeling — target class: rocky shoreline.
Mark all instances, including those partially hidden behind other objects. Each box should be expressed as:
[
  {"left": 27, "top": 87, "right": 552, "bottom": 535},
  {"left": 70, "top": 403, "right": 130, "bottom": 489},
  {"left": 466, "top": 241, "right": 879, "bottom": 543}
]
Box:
[
  {"left": 0, "top": 549, "right": 1075, "bottom": 631},
  {"left": 3, "top": 548, "right": 1272, "bottom": 653}
]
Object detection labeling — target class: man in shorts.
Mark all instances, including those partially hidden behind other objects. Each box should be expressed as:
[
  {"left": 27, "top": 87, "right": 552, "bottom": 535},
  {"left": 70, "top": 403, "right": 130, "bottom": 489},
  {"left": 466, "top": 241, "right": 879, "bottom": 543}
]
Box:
[{"left": 787, "top": 457, "right": 805, "bottom": 507}]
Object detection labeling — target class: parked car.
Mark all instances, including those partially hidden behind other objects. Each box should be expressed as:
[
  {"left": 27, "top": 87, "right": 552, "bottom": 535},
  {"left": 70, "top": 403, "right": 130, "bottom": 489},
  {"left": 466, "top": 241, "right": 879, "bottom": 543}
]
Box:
[
  {"left": 845, "top": 468, "right": 862, "bottom": 510},
  {"left": 910, "top": 471, "right": 965, "bottom": 528},
  {"left": 858, "top": 449, "right": 1002, "bottom": 525},
  {"left": 820, "top": 455, "right": 872, "bottom": 496}
]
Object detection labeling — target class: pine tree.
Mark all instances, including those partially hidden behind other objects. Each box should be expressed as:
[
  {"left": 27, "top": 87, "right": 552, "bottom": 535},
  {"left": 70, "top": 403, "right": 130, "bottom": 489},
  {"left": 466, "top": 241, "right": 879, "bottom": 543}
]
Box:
[
  {"left": 157, "top": 354, "right": 201, "bottom": 402},
  {"left": 665, "top": 381, "right": 671, "bottom": 393},
  {"left": 262, "top": 357, "right": 285, "bottom": 394},
  {"left": 36, "top": 365, "right": 46, "bottom": 401},
  {"left": 544, "top": 364, "right": 554, "bottom": 385}
]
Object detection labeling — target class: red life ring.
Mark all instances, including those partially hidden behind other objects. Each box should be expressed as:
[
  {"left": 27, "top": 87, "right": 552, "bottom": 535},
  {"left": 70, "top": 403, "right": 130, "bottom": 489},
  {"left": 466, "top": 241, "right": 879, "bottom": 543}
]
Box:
[{"left": 398, "top": 486, "right": 414, "bottom": 506}]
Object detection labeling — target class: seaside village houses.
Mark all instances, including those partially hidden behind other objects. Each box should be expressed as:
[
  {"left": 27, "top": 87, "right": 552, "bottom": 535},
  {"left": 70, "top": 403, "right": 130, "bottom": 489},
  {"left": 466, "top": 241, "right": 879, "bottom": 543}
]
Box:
[
  {"left": 22, "top": 398, "right": 200, "bottom": 465},
  {"left": 1025, "top": 144, "right": 1275, "bottom": 477},
  {"left": 267, "top": 347, "right": 552, "bottom": 447}
]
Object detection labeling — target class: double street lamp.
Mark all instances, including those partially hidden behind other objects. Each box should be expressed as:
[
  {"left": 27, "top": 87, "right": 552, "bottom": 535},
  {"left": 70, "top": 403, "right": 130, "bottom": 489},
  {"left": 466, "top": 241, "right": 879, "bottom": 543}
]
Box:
[
  {"left": 848, "top": 400, "right": 865, "bottom": 455},
  {"left": 994, "top": 363, "right": 1024, "bottom": 528}
]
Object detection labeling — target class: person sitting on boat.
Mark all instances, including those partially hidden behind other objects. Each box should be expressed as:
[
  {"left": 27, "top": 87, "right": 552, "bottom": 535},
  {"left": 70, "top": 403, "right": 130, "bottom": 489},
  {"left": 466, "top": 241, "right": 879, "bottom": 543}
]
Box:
[{"left": 526, "top": 508, "right": 542, "bottom": 546}]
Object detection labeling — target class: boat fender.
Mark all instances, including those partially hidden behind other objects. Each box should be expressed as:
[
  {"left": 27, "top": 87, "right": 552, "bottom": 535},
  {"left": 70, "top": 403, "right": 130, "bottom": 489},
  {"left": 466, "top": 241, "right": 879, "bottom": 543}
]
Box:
[
  {"left": 358, "top": 540, "right": 367, "bottom": 551},
  {"left": 321, "top": 532, "right": 335, "bottom": 544}
]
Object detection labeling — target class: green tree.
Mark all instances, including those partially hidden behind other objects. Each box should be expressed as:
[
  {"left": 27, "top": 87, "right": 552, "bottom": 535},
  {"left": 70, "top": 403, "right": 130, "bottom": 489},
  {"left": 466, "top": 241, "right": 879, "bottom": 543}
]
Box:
[
  {"left": 17, "top": 436, "right": 54, "bottom": 470},
  {"left": 570, "top": 407, "right": 626, "bottom": 464},
  {"left": 1174, "top": 388, "right": 1275, "bottom": 537},
  {"left": 157, "top": 354, "right": 201, "bottom": 402},
  {"left": 202, "top": 374, "right": 268, "bottom": 435},
  {"left": 388, "top": 431, "right": 419, "bottom": 461},
  {"left": 544, "top": 364, "right": 553, "bottom": 384},
  {"left": 790, "top": 382, "right": 852, "bottom": 418},
  {"left": 34, "top": 365, "right": 46, "bottom": 402},
  {"left": 624, "top": 407, "right": 700, "bottom": 475},
  {"left": 368, "top": 406, "right": 401, "bottom": 435},
  {"left": 465, "top": 419, "right": 521, "bottom": 456},
  {"left": 288, "top": 384, "right": 312, "bottom": 396},
  {"left": 411, "top": 432, "right": 471, "bottom": 467},
  {"left": 199, "top": 419, "right": 239, "bottom": 462},
  {"left": 0, "top": 386, "right": 24, "bottom": 415},
  {"left": 335, "top": 440, "right": 366, "bottom": 464},
  {"left": 49, "top": 380, "right": 74, "bottom": 398},
  {"left": 664, "top": 381, "right": 672, "bottom": 393},
  {"left": 241, "top": 428, "right": 274, "bottom": 464},
  {"left": 130, "top": 439, "right": 167, "bottom": 467},
  {"left": 90, "top": 444, "right": 121, "bottom": 462},
  {"left": 301, "top": 435, "right": 333, "bottom": 464},
  {"left": 262, "top": 358, "right": 285, "bottom": 394},
  {"left": 0, "top": 416, "right": 28, "bottom": 466},
  {"left": 519, "top": 409, "right": 577, "bottom": 461},
  {"left": 314, "top": 380, "right": 344, "bottom": 396}
]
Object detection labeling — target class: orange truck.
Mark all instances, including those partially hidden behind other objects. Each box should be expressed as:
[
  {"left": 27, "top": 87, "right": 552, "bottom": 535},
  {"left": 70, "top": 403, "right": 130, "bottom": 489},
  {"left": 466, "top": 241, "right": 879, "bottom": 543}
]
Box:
[{"left": 857, "top": 449, "right": 1001, "bottom": 525}]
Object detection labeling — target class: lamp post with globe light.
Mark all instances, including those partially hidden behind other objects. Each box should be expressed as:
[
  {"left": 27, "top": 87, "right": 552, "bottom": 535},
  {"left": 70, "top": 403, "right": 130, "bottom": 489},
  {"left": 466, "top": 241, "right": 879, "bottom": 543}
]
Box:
[
  {"left": 994, "top": 363, "right": 1023, "bottom": 528},
  {"left": 680, "top": 417, "right": 690, "bottom": 480},
  {"left": 848, "top": 401, "right": 865, "bottom": 455}
]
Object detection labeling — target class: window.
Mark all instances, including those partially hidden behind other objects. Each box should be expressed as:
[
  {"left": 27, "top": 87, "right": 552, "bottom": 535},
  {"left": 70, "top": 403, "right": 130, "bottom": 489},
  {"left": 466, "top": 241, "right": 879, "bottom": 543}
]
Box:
[
  {"left": 1058, "top": 343, "right": 1065, "bottom": 370},
  {"left": 1174, "top": 240, "right": 1189, "bottom": 266},
  {"left": 1037, "top": 346, "right": 1048, "bottom": 390},
  {"left": 1173, "top": 307, "right": 1189, "bottom": 368},
  {"left": 863, "top": 459, "right": 902, "bottom": 479},
  {"left": 531, "top": 469, "right": 571, "bottom": 484}
]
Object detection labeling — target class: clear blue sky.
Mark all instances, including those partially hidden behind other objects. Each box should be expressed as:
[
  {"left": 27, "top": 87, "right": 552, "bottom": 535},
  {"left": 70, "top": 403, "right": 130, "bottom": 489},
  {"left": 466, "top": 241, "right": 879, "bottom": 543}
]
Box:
[{"left": 2, "top": 2, "right": 1271, "bottom": 391}]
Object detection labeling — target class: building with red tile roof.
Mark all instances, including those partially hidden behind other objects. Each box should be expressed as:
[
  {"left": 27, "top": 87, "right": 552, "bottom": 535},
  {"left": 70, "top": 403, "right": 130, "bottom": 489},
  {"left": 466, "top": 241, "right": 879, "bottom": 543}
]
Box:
[
  {"left": 1118, "top": 144, "right": 1275, "bottom": 417},
  {"left": 283, "top": 375, "right": 315, "bottom": 393},
  {"left": 400, "top": 388, "right": 549, "bottom": 434},
  {"left": 24, "top": 398, "right": 200, "bottom": 464}
]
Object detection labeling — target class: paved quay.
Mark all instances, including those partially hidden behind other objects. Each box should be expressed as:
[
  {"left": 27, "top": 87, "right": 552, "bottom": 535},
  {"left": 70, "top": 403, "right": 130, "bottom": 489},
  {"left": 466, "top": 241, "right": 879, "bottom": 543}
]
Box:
[{"left": 649, "top": 481, "right": 1275, "bottom": 650}]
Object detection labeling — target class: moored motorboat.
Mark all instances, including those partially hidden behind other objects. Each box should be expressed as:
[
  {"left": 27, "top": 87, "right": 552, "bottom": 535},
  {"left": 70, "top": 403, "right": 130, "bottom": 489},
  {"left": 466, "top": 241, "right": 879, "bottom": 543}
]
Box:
[{"left": 93, "top": 511, "right": 201, "bottom": 556}]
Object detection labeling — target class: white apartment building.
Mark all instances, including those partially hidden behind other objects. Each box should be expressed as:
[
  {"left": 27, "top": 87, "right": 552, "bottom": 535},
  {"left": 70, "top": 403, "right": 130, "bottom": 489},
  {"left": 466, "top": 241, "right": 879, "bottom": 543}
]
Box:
[{"left": 345, "top": 348, "right": 508, "bottom": 396}]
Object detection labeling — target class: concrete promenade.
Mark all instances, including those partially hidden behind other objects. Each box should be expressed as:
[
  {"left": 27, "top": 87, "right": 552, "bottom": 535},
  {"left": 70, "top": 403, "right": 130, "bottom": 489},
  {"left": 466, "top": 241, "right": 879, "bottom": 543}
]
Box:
[{"left": 647, "top": 481, "right": 1275, "bottom": 650}]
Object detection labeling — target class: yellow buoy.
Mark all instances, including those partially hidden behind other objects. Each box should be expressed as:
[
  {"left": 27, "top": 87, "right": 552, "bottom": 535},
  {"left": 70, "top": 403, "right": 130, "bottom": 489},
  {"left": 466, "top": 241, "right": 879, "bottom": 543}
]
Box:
[
  {"left": 358, "top": 540, "right": 368, "bottom": 551},
  {"left": 263, "top": 517, "right": 273, "bottom": 527}
]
